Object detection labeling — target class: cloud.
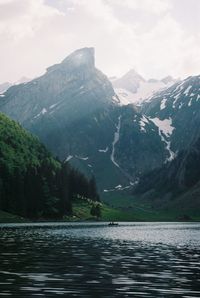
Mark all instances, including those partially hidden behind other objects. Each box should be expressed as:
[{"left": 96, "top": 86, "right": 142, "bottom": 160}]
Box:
[
  {"left": 0, "top": 0, "right": 62, "bottom": 41},
  {"left": 0, "top": 0, "right": 199, "bottom": 82},
  {"left": 105, "top": 0, "right": 172, "bottom": 15}
]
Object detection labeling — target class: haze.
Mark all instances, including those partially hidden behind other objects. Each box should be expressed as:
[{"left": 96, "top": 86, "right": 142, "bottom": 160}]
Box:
[{"left": 0, "top": 0, "right": 199, "bottom": 82}]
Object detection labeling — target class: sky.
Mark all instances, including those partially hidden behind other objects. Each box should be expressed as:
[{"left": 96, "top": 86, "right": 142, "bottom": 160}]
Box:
[{"left": 0, "top": 0, "right": 200, "bottom": 83}]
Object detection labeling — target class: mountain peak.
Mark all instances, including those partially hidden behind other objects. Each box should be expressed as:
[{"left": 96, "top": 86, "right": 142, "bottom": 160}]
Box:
[
  {"left": 62, "top": 47, "right": 95, "bottom": 68},
  {"left": 46, "top": 47, "right": 95, "bottom": 74},
  {"left": 124, "top": 69, "right": 145, "bottom": 82},
  {"left": 112, "top": 69, "right": 145, "bottom": 93},
  {"left": 161, "top": 75, "right": 175, "bottom": 84}
]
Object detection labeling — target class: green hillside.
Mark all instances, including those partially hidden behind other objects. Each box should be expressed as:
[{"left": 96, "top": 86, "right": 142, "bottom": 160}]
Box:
[{"left": 0, "top": 113, "right": 99, "bottom": 220}]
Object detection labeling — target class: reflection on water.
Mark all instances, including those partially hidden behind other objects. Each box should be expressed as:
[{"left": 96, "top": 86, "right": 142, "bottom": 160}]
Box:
[{"left": 0, "top": 222, "right": 200, "bottom": 297}]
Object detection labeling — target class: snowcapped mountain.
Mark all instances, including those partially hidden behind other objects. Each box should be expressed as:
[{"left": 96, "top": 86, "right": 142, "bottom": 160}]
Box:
[
  {"left": 131, "top": 74, "right": 200, "bottom": 214},
  {"left": 112, "top": 69, "right": 145, "bottom": 93},
  {"left": 0, "top": 48, "right": 168, "bottom": 192},
  {"left": 0, "top": 47, "right": 199, "bottom": 201},
  {"left": 112, "top": 69, "right": 177, "bottom": 106},
  {"left": 141, "top": 75, "right": 200, "bottom": 154}
]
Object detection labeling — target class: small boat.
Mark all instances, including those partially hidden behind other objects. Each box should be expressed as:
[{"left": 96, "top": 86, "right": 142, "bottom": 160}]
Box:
[{"left": 108, "top": 222, "right": 119, "bottom": 226}]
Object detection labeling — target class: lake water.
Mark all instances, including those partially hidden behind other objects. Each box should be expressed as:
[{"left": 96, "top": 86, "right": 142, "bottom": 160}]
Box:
[{"left": 0, "top": 222, "right": 200, "bottom": 297}]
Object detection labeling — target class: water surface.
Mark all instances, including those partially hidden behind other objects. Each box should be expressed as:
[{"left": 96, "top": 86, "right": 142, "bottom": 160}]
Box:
[{"left": 0, "top": 222, "right": 200, "bottom": 297}]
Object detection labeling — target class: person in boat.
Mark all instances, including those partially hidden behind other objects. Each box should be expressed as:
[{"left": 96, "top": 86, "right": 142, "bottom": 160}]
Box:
[{"left": 108, "top": 222, "right": 118, "bottom": 226}]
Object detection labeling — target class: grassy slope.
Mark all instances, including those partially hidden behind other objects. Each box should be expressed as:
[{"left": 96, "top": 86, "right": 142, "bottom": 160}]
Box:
[
  {"left": 102, "top": 191, "right": 200, "bottom": 221},
  {"left": 68, "top": 197, "right": 197, "bottom": 222}
]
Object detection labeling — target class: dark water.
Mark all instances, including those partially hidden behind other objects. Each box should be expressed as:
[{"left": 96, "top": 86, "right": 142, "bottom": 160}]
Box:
[{"left": 0, "top": 222, "right": 200, "bottom": 297}]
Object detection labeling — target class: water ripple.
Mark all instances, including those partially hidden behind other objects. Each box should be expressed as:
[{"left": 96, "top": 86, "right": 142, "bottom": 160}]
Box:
[{"left": 0, "top": 222, "right": 199, "bottom": 297}]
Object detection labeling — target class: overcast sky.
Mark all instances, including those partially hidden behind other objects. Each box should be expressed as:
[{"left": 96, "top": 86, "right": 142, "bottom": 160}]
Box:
[{"left": 0, "top": 0, "right": 200, "bottom": 82}]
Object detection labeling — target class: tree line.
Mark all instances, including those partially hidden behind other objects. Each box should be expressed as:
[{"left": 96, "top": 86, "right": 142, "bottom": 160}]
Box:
[{"left": 0, "top": 158, "right": 99, "bottom": 219}]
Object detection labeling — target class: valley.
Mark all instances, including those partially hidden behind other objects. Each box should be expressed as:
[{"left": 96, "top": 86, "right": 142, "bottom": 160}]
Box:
[{"left": 0, "top": 47, "right": 200, "bottom": 221}]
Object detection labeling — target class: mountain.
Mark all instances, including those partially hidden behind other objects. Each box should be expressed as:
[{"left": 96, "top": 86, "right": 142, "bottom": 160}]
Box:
[
  {"left": 0, "top": 77, "right": 31, "bottom": 95},
  {"left": 0, "top": 47, "right": 117, "bottom": 164},
  {"left": 133, "top": 137, "right": 200, "bottom": 217},
  {"left": 0, "top": 82, "right": 12, "bottom": 94},
  {"left": 0, "top": 47, "right": 199, "bottom": 217},
  {"left": 0, "top": 48, "right": 169, "bottom": 192},
  {"left": 161, "top": 75, "right": 176, "bottom": 85},
  {"left": 0, "top": 112, "right": 99, "bottom": 219},
  {"left": 112, "top": 69, "right": 145, "bottom": 93},
  {"left": 141, "top": 75, "right": 200, "bottom": 154},
  {"left": 112, "top": 70, "right": 176, "bottom": 106},
  {"left": 15, "top": 76, "right": 31, "bottom": 85},
  {"left": 0, "top": 48, "right": 115, "bottom": 125},
  {"left": 131, "top": 75, "right": 200, "bottom": 216}
]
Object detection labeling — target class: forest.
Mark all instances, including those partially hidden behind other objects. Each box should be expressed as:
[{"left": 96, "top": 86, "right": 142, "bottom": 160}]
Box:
[{"left": 0, "top": 113, "right": 99, "bottom": 219}]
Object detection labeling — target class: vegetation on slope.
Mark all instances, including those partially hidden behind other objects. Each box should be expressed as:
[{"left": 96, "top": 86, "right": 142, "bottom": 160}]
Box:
[{"left": 0, "top": 113, "right": 99, "bottom": 220}]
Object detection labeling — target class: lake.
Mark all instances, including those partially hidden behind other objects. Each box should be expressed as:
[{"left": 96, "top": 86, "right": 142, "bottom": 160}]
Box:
[{"left": 0, "top": 222, "right": 200, "bottom": 297}]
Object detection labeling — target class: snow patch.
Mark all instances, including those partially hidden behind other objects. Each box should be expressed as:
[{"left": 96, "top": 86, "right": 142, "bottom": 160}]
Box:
[
  {"left": 114, "top": 79, "right": 170, "bottom": 106},
  {"left": 114, "top": 88, "right": 135, "bottom": 105},
  {"left": 41, "top": 108, "right": 47, "bottom": 115},
  {"left": 0, "top": 94, "right": 5, "bottom": 97},
  {"left": 111, "top": 116, "right": 121, "bottom": 168},
  {"left": 50, "top": 103, "right": 59, "bottom": 109},
  {"left": 65, "top": 155, "right": 73, "bottom": 162},
  {"left": 104, "top": 181, "right": 138, "bottom": 192},
  {"left": 184, "top": 85, "right": 192, "bottom": 96},
  {"left": 34, "top": 108, "right": 47, "bottom": 119},
  {"left": 178, "top": 102, "right": 183, "bottom": 109},
  {"left": 75, "top": 155, "right": 89, "bottom": 161},
  {"left": 160, "top": 98, "right": 167, "bottom": 110},
  {"left": 98, "top": 147, "right": 108, "bottom": 153},
  {"left": 188, "top": 98, "right": 193, "bottom": 107},
  {"left": 115, "top": 185, "right": 122, "bottom": 189},
  {"left": 172, "top": 92, "right": 181, "bottom": 108},
  {"left": 165, "top": 140, "right": 176, "bottom": 162},
  {"left": 139, "top": 115, "right": 149, "bottom": 132},
  {"left": 150, "top": 117, "right": 174, "bottom": 137},
  {"left": 150, "top": 117, "right": 175, "bottom": 162},
  {"left": 112, "top": 95, "right": 120, "bottom": 103}
]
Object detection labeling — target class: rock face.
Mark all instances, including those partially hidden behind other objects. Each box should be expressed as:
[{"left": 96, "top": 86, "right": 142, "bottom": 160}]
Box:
[
  {"left": 133, "top": 137, "right": 200, "bottom": 215},
  {"left": 0, "top": 48, "right": 117, "bottom": 156},
  {"left": 141, "top": 75, "right": 200, "bottom": 153},
  {"left": 0, "top": 48, "right": 115, "bottom": 124},
  {"left": 131, "top": 75, "right": 200, "bottom": 214},
  {"left": 0, "top": 48, "right": 167, "bottom": 192}
]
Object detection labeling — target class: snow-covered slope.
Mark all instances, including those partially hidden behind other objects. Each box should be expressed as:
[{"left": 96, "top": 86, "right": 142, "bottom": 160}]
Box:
[
  {"left": 112, "top": 70, "right": 176, "bottom": 106},
  {"left": 141, "top": 75, "right": 200, "bottom": 154}
]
